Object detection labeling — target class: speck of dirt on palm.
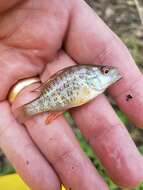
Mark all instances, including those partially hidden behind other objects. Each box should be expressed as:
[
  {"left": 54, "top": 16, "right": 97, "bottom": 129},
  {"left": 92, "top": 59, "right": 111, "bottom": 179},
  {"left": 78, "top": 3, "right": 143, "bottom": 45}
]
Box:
[
  {"left": 126, "top": 94, "right": 133, "bottom": 101},
  {"left": 26, "top": 160, "right": 29, "bottom": 165}
]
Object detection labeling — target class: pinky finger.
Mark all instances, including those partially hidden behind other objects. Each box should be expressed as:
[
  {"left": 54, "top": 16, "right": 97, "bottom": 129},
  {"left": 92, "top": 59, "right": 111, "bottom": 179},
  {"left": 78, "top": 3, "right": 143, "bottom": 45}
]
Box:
[{"left": 0, "top": 101, "right": 60, "bottom": 190}]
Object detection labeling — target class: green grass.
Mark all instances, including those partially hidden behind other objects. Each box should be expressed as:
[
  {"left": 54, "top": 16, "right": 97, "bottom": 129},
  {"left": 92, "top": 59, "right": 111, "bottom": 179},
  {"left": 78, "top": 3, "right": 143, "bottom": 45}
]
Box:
[
  {"left": 121, "top": 35, "right": 143, "bottom": 67},
  {"left": 0, "top": 158, "right": 15, "bottom": 176}
]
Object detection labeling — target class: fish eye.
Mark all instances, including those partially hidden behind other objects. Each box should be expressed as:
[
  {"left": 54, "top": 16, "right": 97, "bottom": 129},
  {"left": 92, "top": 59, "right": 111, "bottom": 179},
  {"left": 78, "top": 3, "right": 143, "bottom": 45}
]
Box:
[{"left": 101, "top": 66, "right": 110, "bottom": 75}]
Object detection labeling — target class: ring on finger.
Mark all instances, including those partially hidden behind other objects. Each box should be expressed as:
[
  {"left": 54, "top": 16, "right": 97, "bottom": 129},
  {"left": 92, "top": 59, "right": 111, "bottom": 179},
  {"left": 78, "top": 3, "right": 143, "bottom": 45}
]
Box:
[{"left": 8, "top": 77, "right": 41, "bottom": 103}]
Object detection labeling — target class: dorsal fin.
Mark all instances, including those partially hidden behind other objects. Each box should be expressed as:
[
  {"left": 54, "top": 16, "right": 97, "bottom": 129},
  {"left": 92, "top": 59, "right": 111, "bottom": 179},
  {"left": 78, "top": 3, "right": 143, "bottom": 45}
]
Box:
[
  {"left": 30, "top": 67, "right": 67, "bottom": 94},
  {"left": 31, "top": 66, "right": 74, "bottom": 94},
  {"left": 41, "top": 66, "right": 71, "bottom": 90}
]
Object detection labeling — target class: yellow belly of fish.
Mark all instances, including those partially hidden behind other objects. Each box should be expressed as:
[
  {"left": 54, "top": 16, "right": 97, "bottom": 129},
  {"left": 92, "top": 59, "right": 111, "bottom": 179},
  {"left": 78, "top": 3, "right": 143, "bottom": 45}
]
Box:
[{"left": 70, "top": 86, "right": 98, "bottom": 107}]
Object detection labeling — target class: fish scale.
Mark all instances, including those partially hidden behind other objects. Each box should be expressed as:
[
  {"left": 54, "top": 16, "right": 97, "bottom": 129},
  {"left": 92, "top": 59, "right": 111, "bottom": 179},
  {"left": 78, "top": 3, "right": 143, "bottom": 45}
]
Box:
[{"left": 16, "top": 64, "right": 122, "bottom": 122}]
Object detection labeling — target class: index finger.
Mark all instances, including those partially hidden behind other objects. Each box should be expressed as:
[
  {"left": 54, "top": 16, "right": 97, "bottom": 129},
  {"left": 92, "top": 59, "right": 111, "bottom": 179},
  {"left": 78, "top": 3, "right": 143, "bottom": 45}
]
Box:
[{"left": 65, "top": 0, "right": 143, "bottom": 128}]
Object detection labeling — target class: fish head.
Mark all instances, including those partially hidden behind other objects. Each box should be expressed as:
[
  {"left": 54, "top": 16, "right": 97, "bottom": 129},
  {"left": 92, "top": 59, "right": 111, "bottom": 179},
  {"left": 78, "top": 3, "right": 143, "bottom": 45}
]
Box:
[{"left": 86, "top": 65, "right": 122, "bottom": 92}]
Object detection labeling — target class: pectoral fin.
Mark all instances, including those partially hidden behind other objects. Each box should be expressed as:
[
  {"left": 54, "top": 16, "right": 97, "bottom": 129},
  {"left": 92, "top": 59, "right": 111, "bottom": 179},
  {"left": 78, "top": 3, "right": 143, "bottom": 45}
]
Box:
[{"left": 45, "top": 111, "right": 64, "bottom": 124}]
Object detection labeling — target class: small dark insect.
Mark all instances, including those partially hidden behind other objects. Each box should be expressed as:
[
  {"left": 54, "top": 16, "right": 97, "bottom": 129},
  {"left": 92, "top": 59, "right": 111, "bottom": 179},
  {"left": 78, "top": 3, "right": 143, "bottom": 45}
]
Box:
[{"left": 26, "top": 160, "right": 29, "bottom": 165}]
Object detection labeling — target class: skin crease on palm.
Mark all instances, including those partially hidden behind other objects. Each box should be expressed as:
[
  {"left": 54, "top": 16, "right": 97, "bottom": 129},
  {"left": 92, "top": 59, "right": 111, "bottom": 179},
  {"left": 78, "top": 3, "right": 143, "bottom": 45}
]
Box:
[{"left": 0, "top": 0, "right": 143, "bottom": 189}]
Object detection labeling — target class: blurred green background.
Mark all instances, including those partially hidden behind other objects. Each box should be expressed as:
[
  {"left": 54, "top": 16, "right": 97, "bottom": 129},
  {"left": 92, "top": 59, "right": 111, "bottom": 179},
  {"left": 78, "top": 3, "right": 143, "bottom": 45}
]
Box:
[{"left": 0, "top": 0, "right": 143, "bottom": 189}]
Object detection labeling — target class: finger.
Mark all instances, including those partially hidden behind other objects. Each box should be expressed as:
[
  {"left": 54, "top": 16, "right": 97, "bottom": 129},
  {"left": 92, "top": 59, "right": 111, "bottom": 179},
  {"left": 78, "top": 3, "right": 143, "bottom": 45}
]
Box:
[
  {"left": 0, "top": 101, "right": 60, "bottom": 190},
  {"left": 71, "top": 96, "right": 143, "bottom": 188},
  {"left": 12, "top": 52, "right": 109, "bottom": 190},
  {"left": 26, "top": 115, "right": 108, "bottom": 190},
  {"left": 65, "top": 0, "right": 143, "bottom": 129},
  {"left": 40, "top": 51, "right": 143, "bottom": 187}
]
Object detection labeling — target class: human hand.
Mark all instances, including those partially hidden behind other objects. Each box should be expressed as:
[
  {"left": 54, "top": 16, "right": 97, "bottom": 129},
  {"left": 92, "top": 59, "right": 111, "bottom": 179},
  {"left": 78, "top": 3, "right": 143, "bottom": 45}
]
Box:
[{"left": 0, "top": 0, "right": 143, "bottom": 190}]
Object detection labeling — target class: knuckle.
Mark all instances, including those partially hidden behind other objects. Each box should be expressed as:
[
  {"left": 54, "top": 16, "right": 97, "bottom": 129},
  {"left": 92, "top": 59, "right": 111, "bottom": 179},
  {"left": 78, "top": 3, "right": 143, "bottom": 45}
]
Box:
[
  {"left": 52, "top": 146, "right": 81, "bottom": 173},
  {"left": 53, "top": 147, "right": 75, "bottom": 164}
]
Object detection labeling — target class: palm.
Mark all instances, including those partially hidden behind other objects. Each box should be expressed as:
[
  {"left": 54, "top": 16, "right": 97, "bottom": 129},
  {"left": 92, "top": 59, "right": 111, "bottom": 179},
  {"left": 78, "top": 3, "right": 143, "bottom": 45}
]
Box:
[
  {"left": 0, "top": 0, "right": 70, "bottom": 101},
  {"left": 0, "top": 1, "right": 143, "bottom": 190},
  {"left": 0, "top": 0, "right": 66, "bottom": 54}
]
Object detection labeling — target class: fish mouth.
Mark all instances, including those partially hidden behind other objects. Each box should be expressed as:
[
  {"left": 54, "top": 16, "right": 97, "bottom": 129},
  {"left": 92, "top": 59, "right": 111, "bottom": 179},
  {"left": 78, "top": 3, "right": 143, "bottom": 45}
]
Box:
[
  {"left": 109, "top": 67, "right": 123, "bottom": 84},
  {"left": 113, "top": 72, "right": 123, "bottom": 83},
  {"left": 101, "top": 71, "right": 123, "bottom": 90}
]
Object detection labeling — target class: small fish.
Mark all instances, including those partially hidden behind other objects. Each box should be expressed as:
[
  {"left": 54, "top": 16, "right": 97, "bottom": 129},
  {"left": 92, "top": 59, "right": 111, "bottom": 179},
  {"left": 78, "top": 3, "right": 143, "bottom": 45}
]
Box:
[{"left": 16, "top": 64, "right": 122, "bottom": 123}]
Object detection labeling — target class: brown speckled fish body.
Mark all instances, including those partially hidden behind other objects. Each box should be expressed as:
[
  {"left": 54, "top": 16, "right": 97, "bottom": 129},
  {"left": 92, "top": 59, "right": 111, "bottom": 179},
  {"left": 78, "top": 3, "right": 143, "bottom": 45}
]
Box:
[{"left": 18, "top": 65, "right": 122, "bottom": 119}]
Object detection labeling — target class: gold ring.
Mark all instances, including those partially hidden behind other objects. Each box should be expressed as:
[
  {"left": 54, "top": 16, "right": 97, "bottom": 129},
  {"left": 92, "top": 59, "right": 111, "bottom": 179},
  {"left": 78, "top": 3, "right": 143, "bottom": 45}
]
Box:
[{"left": 8, "top": 77, "right": 41, "bottom": 103}]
